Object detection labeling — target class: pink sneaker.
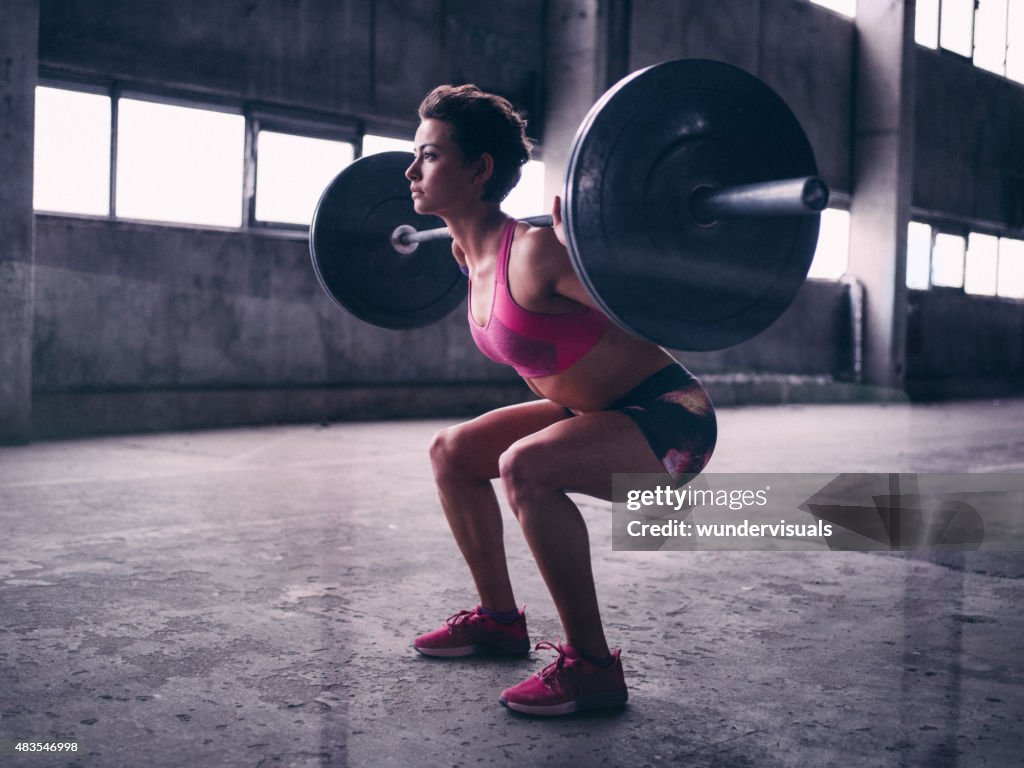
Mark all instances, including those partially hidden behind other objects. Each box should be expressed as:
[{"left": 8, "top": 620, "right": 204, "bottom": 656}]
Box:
[
  {"left": 413, "top": 606, "right": 530, "bottom": 658},
  {"left": 499, "top": 642, "right": 628, "bottom": 716}
]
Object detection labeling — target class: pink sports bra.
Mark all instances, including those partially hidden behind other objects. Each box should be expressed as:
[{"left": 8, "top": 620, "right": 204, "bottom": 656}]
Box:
[{"left": 468, "top": 219, "right": 609, "bottom": 378}]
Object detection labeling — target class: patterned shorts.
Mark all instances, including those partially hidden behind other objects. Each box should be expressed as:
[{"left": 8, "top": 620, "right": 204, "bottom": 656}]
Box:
[{"left": 570, "top": 363, "right": 717, "bottom": 480}]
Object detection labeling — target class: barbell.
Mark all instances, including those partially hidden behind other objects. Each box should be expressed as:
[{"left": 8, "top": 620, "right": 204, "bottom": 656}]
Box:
[{"left": 309, "top": 59, "right": 828, "bottom": 351}]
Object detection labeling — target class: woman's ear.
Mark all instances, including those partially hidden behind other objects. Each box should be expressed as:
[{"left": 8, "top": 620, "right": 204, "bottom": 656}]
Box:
[{"left": 473, "top": 152, "right": 495, "bottom": 190}]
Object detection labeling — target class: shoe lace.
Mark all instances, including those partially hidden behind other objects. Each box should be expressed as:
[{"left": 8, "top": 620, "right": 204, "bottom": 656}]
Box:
[
  {"left": 445, "top": 608, "right": 482, "bottom": 631},
  {"left": 534, "top": 641, "right": 577, "bottom": 687}
]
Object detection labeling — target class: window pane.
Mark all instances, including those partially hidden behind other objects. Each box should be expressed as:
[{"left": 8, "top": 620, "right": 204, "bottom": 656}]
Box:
[
  {"left": 941, "top": 0, "right": 975, "bottom": 56},
  {"left": 116, "top": 98, "right": 244, "bottom": 227},
  {"left": 964, "top": 233, "right": 999, "bottom": 295},
  {"left": 502, "top": 160, "right": 546, "bottom": 220},
  {"left": 808, "top": 0, "right": 856, "bottom": 17},
  {"left": 807, "top": 208, "right": 850, "bottom": 280},
  {"left": 916, "top": 0, "right": 940, "bottom": 48},
  {"left": 974, "top": 0, "right": 1009, "bottom": 74},
  {"left": 1008, "top": 0, "right": 1024, "bottom": 84},
  {"left": 362, "top": 133, "right": 412, "bottom": 156},
  {"left": 932, "top": 233, "right": 966, "bottom": 288},
  {"left": 34, "top": 86, "right": 110, "bottom": 215},
  {"left": 255, "top": 131, "right": 354, "bottom": 226},
  {"left": 906, "top": 221, "right": 932, "bottom": 289},
  {"left": 997, "top": 238, "right": 1024, "bottom": 298}
]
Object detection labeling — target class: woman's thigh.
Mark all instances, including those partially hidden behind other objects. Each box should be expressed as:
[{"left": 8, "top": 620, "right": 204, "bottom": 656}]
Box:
[
  {"left": 500, "top": 410, "right": 670, "bottom": 502},
  {"left": 432, "top": 399, "right": 572, "bottom": 481}
]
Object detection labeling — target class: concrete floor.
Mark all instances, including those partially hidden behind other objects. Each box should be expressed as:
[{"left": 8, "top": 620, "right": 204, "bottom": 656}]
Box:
[{"left": 1, "top": 399, "right": 1023, "bottom": 768}]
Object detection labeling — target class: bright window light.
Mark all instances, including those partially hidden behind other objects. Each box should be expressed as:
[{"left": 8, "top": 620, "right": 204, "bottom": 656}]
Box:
[
  {"left": 116, "top": 98, "right": 245, "bottom": 227},
  {"left": 997, "top": 238, "right": 1024, "bottom": 298},
  {"left": 808, "top": 0, "right": 856, "bottom": 18},
  {"left": 964, "top": 233, "right": 999, "bottom": 295},
  {"left": 974, "top": 0, "right": 1009, "bottom": 74},
  {"left": 1008, "top": 0, "right": 1024, "bottom": 84},
  {"left": 807, "top": 208, "right": 850, "bottom": 280},
  {"left": 255, "top": 131, "right": 354, "bottom": 226},
  {"left": 362, "top": 133, "right": 412, "bottom": 156},
  {"left": 941, "top": 0, "right": 975, "bottom": 56},
  {"left": 916, "top": 0, "right": 940, "bottom": 48},
  {"left": 502, "top": 160, "right": 547, "bottom": 220},
  {"left": 34, "top": 86, "right": 111, "bottom": 215},
  {"left": 932, "top": 233, "right": 966, "bottom": 288},
  {"left": 906, "top": 221, "right": 932, "bottom": 289}
]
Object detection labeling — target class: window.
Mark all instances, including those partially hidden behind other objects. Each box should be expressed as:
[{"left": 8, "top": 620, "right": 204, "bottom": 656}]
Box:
[
  {"left": 33, "top": 86, "right": 111, "bottom": 216},
  {"left": 808, "top": 0, "right": 856, "bottom": 18},
  {"left": 807, "top": 208, "right": 850, "bottom": 280},
  {"left": 940, "top": 0, "right": 975, "bottom": 56},
  {"left": 964, "top": 233, "right": 999, "bottom": 295},
  {"left": 932, "top": 233, "right": 966, "bottom": 288},
  {"left": 996, "top": 238, "right": 1024, "bottom": 298},
  {"left": 916, "top": 0, "right": 941, "bottom": 48},
  {"left": 916, "top": 0, "right": 1023, "bottom": 84},
  {"left": 33, "top": 83, "right": 389, "bottom": 230},
  {"left": 1008, "top": 0, "right": 1024, "bottom": 83},
  {"left": 906, "top": 221, "right": 933, "bottom": 289},
  {"left": 362, "top": 133, "right": 412, "bottom": 156},
  {"left": 116, "top": 98, "right": 245, "bottom": 227},
  {"left": 907, "top": 222, "right": 1024, "bottom": 298},
  {"left": 973, "top": 0, "right": 1008, "bottom": 75},
  {"left": 254, "top": 131, "right": 354, "bottom": 226},
  {"left": 502, "top": 160, "right": 546, "bottom": 220}
]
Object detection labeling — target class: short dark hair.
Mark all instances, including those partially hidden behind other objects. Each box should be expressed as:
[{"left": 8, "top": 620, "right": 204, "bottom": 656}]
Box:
[{"left": 418, "top": 84, "right": 533, "bottom": 203}]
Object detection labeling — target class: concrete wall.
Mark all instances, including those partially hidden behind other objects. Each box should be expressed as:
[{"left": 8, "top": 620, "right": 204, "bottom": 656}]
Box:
[
  {"left": 906, "top": 290, "right": 1024, "bottom": 399},
  {"left": 624, "top": 0, "right": 854, "bottom": 193},
  {"left": 38, "top": 0, "right": 544, "bottom": 129},
  {"left": 542, "top": 0, "right": 859, "bottom": 386},
  {"left": 32, "top": 216, "right": 507, "bottom": 391},
  {"left": 681, "top": 278, "right": 855, "bottom": 378},
  {"left": 29, "top": 0, "right": 545, "bottom": 437},
  {"left": 16, "top": 0, "right": 1024, "bottom": 439},
  {"left": 909, "top": 48, "right": 1024, "bottom": 395},
  {"left": 556, "top": 0, "right": 1021, "bottom": 398},
  {"left": 30, "top": 215, "right": 529, "bottom": 439},
  {"left": 913, "top": 48, "right": 1024, "bottom": 226}
]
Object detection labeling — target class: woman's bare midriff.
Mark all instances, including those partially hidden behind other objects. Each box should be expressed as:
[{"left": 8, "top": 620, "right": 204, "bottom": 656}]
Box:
[{"left": 523, "top": 323, "right": 678, "bottom": 413}]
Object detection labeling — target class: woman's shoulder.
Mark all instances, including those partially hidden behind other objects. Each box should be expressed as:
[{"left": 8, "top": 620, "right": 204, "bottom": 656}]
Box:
[{"left": 513, "top": 222, "right": 568, "bottom": 277}]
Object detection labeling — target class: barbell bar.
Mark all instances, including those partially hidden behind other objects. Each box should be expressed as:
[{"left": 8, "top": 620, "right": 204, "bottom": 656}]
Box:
[
  {"left": 391, "top": 215, "right": 554, "bottom": 254},
  {"left": 392, "top": 175, "right": 828, "bottom": 252},
  {"left": 310, "top": 58, "right": 828, "bottom": 350}
]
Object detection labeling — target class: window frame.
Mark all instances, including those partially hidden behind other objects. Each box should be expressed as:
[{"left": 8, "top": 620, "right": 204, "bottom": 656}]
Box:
[
  {"left": 908, "top": 210, "right": 1024, "bottom": 302},
  {"left": 34, "top": 72, "right": 402, "bottom": 234},
  {"left": 246, "top": 107, "right": 360, "bottom": 231},
  {"left": 36, "top": 73, "right": 116, "bottom": 218},
  {"left": 113, "top": 85, "right": 248, "bottom": 229},
  {"left": 916, "top": 0, "right": 1023, "bottom": 85}
]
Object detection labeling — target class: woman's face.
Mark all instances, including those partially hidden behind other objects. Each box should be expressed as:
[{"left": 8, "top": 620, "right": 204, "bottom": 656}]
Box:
[{"left": 405, "top": 119, "right": 484, "bottom": 216}]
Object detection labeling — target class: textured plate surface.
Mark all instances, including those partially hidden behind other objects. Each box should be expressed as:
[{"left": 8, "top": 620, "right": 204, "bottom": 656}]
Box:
[
  {"left": 310, "top": 152, "right": 465, "bottom": 330},
  {"left": 563, "top": 59, "right": 820, "bottom": 351}
]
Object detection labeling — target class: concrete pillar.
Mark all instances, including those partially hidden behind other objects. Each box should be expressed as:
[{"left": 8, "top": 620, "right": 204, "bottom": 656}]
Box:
[
  {"left": 0, "top": 0, "right": 39, "bottom": 443},
  {"left": 543, "top": 0, "right": 632, "bottom": 204},
  {"left": 848, "top": 0, "right": 916, "bottom": 390},
  {"left": 543, "top": 0, "right": 599, "bottom": 203}
]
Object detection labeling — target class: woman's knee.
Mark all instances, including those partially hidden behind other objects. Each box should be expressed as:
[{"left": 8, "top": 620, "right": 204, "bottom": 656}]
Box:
[
  {"left": 430, "top": 425, "right": 467, "bottom": 480},
  {"left": 499, "top": 439, "right": 554, "bottom": 508},
  {"left": 429, "top": 422, "right": 491, "bottom": 482}
]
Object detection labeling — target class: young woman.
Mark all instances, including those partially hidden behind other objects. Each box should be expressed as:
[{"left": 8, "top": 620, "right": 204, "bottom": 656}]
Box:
[{"left": 406, "top": 84, "right": 717, "bottom": 716}]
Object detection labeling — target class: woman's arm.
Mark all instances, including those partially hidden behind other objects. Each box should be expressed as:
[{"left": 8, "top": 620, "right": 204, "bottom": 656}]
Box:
[{"left": 536, "top": 198, "right": 598, "bottom": 313}]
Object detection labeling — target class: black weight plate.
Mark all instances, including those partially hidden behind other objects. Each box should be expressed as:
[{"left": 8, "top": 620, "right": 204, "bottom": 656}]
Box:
[
  {"left": 309, "top": 151, "right": 466, "bottom": 329},
  {"left": 563, "top": 59, "right": 820, "bottom": 351}
]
